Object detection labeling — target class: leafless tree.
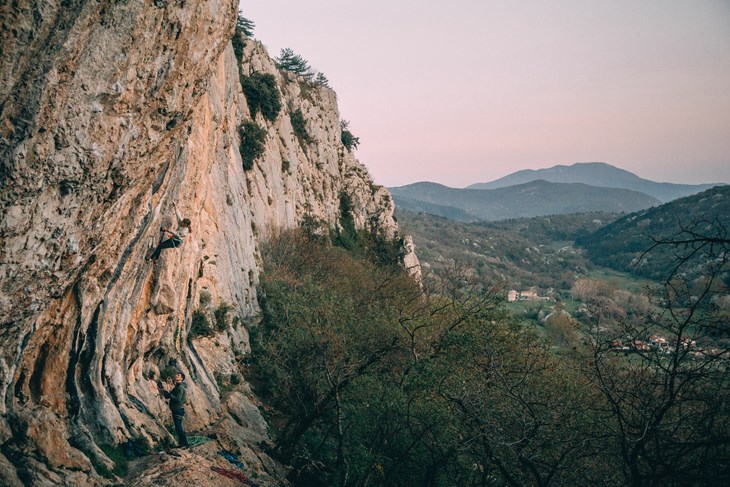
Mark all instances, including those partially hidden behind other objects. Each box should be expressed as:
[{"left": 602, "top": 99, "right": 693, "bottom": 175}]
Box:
[{"left": 589, "top": 219, "right": 730, "bottom": 485}]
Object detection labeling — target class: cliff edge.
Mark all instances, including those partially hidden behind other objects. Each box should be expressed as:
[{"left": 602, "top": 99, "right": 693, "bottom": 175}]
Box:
[{"left": 0, "top": 1, "right": 418, "bottom": 484}]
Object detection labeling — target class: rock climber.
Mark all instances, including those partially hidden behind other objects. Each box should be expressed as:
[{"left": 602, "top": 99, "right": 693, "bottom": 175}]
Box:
[
  {"left": 155, "top": 371, "right": 189, "bottom": 448},
  {"left": 147, "top": 202, "right": 191, "bottom": 261}
]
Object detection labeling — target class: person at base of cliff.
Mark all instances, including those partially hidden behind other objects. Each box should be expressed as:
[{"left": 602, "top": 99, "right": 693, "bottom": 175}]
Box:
[
  {"left": 147, "top": 202, "right": 191, "bottom": 261},
  {"left": 155, "top": 372, "right": 189, "bottom": 448}
]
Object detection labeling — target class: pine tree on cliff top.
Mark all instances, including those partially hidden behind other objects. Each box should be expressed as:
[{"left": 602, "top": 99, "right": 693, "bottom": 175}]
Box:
[{"left": 276, "top": 48, "right": 314, "bottom": 80}]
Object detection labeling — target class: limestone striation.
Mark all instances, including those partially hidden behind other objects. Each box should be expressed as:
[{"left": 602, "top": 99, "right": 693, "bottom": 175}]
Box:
[{"left": 0, "top": 1, "right": 418, "bottom": 484}]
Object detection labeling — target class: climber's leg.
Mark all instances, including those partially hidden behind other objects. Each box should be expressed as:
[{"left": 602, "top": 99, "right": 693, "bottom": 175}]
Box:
[{"left": 148, "top": 239, "right": 177, "bottom": 261}]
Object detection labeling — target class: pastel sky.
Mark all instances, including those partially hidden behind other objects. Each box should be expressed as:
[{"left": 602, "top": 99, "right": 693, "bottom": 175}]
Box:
[{"left": 240, "top": 0, "right": 730, "bottom": 188}]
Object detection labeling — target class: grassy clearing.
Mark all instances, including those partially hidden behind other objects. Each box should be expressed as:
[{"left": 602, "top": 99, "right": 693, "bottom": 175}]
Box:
[{"left": 585, "top": 267, "right": 655, "bottom": 293}]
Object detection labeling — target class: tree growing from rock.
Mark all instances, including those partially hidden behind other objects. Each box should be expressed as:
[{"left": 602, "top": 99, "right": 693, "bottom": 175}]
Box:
[
  {"left": 276, "top": 48, "right": 314, "bottom": 80},
  {"left": 314, "top": 72, "right": 330, "bottom": 88},
  {"left": 340, "top": 120, "right": 359, "bottom": 151},
  {"left": 236, "top": 13, "right": 255, "bottom": 37},
  {"left": 232, "top": 13, "right": 255, "bottom": 60}
]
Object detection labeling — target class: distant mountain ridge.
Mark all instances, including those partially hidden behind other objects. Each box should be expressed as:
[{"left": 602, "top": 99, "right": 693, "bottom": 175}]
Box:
[
  {"left": 467, "top": 162, "right": 722, "bottom": 203},
  {"left": 390, "top": 179, "right": 661, "bottom": 221},
  {"left": 390, "top": 195, "right": 477, "bottom": 222}
]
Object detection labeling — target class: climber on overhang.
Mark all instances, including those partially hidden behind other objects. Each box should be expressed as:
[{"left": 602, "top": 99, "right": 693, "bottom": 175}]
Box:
[{"left": 147, "top": 201, "right": 191, "bottom": 261}]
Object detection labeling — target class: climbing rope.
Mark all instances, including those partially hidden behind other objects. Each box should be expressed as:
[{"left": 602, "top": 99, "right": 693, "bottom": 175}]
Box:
[{"left": 186, "top": 435, "right": 213, "bottom": 447}]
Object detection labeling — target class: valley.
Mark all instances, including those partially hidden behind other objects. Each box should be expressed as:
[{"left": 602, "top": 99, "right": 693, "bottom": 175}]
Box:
[{"left": 397, "top": 183, "right": 730, "bottom": 355}]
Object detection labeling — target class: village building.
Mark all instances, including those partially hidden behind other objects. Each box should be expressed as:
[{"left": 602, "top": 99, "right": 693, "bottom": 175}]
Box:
[{"left": 507, "top": 289, "right": 553, "bottom": 302}]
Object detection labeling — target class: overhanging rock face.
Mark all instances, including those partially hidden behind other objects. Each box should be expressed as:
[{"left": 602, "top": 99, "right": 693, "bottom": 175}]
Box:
[{"left": 0, "top": 1, "right": 418, "bottom": 484}]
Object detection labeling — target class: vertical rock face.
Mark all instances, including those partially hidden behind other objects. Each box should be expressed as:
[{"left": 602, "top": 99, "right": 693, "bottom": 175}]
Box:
[{"left": 0, "top": 0, "right": 418, "bottom": 484}]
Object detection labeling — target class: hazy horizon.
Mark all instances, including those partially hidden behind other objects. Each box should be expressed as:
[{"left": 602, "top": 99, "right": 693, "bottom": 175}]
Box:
[{"left": 241, "top": 0, "right": 730, "bottom": 188}]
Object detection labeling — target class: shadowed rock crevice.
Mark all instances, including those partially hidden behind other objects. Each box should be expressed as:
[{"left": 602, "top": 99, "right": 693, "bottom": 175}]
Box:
[
  {"left": 28, "top": 342, "right": 49, "bottom": 404},
  {"left": 64, "top": 281, "right": 86, "bottom": 419},
  {"left": 78, "top": 302, "right": 102, "bottom": 398}
]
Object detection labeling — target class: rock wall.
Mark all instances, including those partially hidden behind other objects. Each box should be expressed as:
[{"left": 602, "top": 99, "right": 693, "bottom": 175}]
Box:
[{"left": 0, "top": 1, "right": 417, "bottom": 484}]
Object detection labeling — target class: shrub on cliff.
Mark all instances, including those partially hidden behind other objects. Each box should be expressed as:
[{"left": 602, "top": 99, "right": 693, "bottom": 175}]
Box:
[
  {"left": 289, "top": 108, "right": 313, "bottom": 146},
  {"left": 214, "top": 301, "right": 233, "bottom": 332},
  {"left": 340, "top": 119, "right": 359, "bottom": 151},
  {"left": 239, "top": 121, "right": 267, "bottom": 171},
  {"left": 330, "top": 192, "right": 358, "bottom": 251},
  {"left": 329, "top": 192, "right": 404, "bottom": 268},
  {"left": 241, "top": 72, "right": 281, "bottom": 121},
  {"left": 189, "top": 310, "right": 213, "bottom": 338}
]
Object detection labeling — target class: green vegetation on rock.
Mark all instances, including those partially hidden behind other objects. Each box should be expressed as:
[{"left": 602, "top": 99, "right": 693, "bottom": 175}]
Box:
[
  {"left": 238, "top": 121, "right": 266, "bottom": 171},
  {"left": 232, "top": 13, "right": 255, "bottom": 61},
  {"left": 241, "top": 72, "right": 281, "bottom": 122},
  {"left": 189, "top": 309, "right": 213, "bottom": 338},
  {"left": 340, "top": 119, "right": 360, "bottom": 152},
  {"left": 289, "top": 108, "right": 313, "bottom": 146}
]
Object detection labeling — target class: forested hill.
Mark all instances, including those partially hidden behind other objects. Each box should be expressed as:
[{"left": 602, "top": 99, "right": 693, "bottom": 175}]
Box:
[
  {"left": 397, "top": 209, "right": 618, "bottom": 290},
  {"left": 576, "top": 185, "right": 730, "bottom": 281},
  {"left": 390, "top": 194, "right": 477, "bottom": 222}
]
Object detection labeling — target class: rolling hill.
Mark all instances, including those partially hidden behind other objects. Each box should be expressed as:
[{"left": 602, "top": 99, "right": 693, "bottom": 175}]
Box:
[
  {"left": 390, "top": 195, "right": 477, "bottom": 222},
  {"left": 396, "top": 209, "right": 618, "bottom": 291},
  {"left": 467, "top": 162, "right": 721, "bottom": 203},
  {"left": 390, "top": 179, "right": 661, "bottom": 221},
  {"left": 576, "top": 185, "right": 730, "bottom": 281}
]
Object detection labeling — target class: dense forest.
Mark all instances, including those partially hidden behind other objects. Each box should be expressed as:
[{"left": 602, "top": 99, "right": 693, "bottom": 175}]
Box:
[{"left": 249, "top": 205, "right": 730, "bottom": 486}]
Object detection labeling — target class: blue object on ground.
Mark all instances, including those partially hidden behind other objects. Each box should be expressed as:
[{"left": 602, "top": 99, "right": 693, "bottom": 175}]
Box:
[{"left": 219, "top": 449, "right": 246, "bottom": 470}]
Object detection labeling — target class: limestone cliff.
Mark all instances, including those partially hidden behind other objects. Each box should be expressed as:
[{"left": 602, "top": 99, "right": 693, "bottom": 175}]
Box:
[{"left": 0, "top": 1, "right": 418, "bottom": 484}]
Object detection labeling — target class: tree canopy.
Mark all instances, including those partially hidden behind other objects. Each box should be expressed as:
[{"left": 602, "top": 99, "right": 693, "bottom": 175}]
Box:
[
  {"left": 253, "top": 230, "right": 613, "bottom": 486},
  {"left": 236, "top": 14, "right": 255, "bottom": 37},
  {"left": 232, "top": 13, "right": 255, "bottom": 60},
  {"left": 250, "top": 215, "right": 730, "bottom": 485},
  {"left": 276, "top": 48, "right": 315, "bottom": 80}
]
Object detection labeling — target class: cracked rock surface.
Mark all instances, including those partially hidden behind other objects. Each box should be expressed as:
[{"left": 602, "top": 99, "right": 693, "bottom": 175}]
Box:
[{"left": 0, "top": 0, "right": 418, "bottom": 484}]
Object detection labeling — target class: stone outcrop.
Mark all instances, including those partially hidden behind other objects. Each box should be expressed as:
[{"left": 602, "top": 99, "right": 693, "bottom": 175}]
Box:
[{"left": 0, "top": 1, "right": 418, "bottom": 484}]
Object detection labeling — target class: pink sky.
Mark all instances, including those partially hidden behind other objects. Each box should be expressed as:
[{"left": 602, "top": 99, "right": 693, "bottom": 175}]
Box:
[{"left": 241, "top": 0, "right": 730, "bottom": 188}]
